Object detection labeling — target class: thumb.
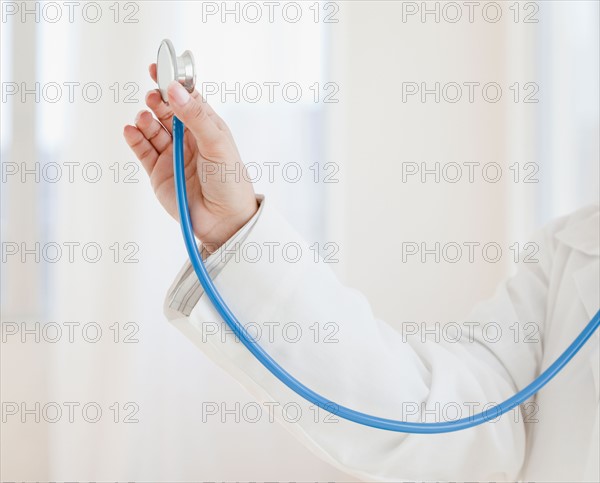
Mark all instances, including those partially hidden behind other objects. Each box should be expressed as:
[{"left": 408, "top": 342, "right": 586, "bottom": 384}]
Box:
[{"left": 167, "top": 81, "right": 223, "bottom": 149}]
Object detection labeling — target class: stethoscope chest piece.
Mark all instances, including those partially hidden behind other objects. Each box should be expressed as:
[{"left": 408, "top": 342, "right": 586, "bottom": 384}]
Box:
[{"left": 156, "top": 39, "right": 196, "bottom": 103}]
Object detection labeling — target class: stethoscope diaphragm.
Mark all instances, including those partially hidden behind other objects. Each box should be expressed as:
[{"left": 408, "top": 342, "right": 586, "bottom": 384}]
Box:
[{"left": 156, "top": 39, "right": 196, "bottom": 103}]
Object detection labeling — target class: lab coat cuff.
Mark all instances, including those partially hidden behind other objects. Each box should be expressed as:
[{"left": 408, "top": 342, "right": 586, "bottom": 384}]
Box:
[{"left": 163, "top": 194, "right": 265, "bottom": 320}]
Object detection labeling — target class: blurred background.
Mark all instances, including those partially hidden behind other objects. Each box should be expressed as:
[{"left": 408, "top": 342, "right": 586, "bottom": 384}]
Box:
[{"left": 1, "top": 0, "right": 598, "bottom": 480}]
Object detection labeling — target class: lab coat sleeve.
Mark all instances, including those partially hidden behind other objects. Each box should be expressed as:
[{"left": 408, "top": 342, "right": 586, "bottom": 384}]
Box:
[{"left": 164, "top": 197, "right": 554, "bottom": 482}]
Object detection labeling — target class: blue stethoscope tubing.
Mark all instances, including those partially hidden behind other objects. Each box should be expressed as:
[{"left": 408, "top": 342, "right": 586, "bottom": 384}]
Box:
[{"left": 172, "top": 116, "right": 600, "bottom": 434}]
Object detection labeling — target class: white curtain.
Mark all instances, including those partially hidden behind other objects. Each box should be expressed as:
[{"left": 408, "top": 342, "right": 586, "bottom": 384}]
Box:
[{"left": 3, "top": 1, "right": 346, "bottom": 480}]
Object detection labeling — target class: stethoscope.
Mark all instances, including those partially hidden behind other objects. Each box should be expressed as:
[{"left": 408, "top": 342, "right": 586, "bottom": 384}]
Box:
[{"left": 156, "top": 39, "right": 600, "bottom": 434}]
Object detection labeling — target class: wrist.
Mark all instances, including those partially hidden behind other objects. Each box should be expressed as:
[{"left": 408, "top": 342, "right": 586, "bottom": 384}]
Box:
[{"left": 200, "top": 198, "right": 260, "bottom": 254}]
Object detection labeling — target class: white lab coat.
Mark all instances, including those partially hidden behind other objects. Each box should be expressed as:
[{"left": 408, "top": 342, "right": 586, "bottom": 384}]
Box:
[{"left": 164, "top": 201, "right": 599, "bottom": 482}]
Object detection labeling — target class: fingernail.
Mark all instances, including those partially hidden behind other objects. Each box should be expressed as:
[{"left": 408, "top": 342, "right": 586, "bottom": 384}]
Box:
[
  {"left": 135, "top": 110, "right": 145, "bottom": 123},
  {"left": 169, "top": 81, "right": 190, "bottom": 106}
]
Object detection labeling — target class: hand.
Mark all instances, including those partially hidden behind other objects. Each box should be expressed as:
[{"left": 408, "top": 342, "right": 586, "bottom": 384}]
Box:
[{"left": 123, "top": 64, "right": 259, "bottom": 252}]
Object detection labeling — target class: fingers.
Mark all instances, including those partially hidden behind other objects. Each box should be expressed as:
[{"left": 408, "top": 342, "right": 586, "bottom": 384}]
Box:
[
  {"left": 146, "top": 90, "right": 176, "bottom": 133},
  {"left": 135, "top": 110, "right": 172, "bottom": 154},
  {"left": 123, "top": 124, "right": 158, "bottom": 175},
  {"left": 147, "top": 63, "right": 231, "bottom": 135},
  {"left": 166, "top": 81, "right": 224, "bottom": 152},
  {"left": 147, "top": 88, "right": 231, "bottom": 136}
]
